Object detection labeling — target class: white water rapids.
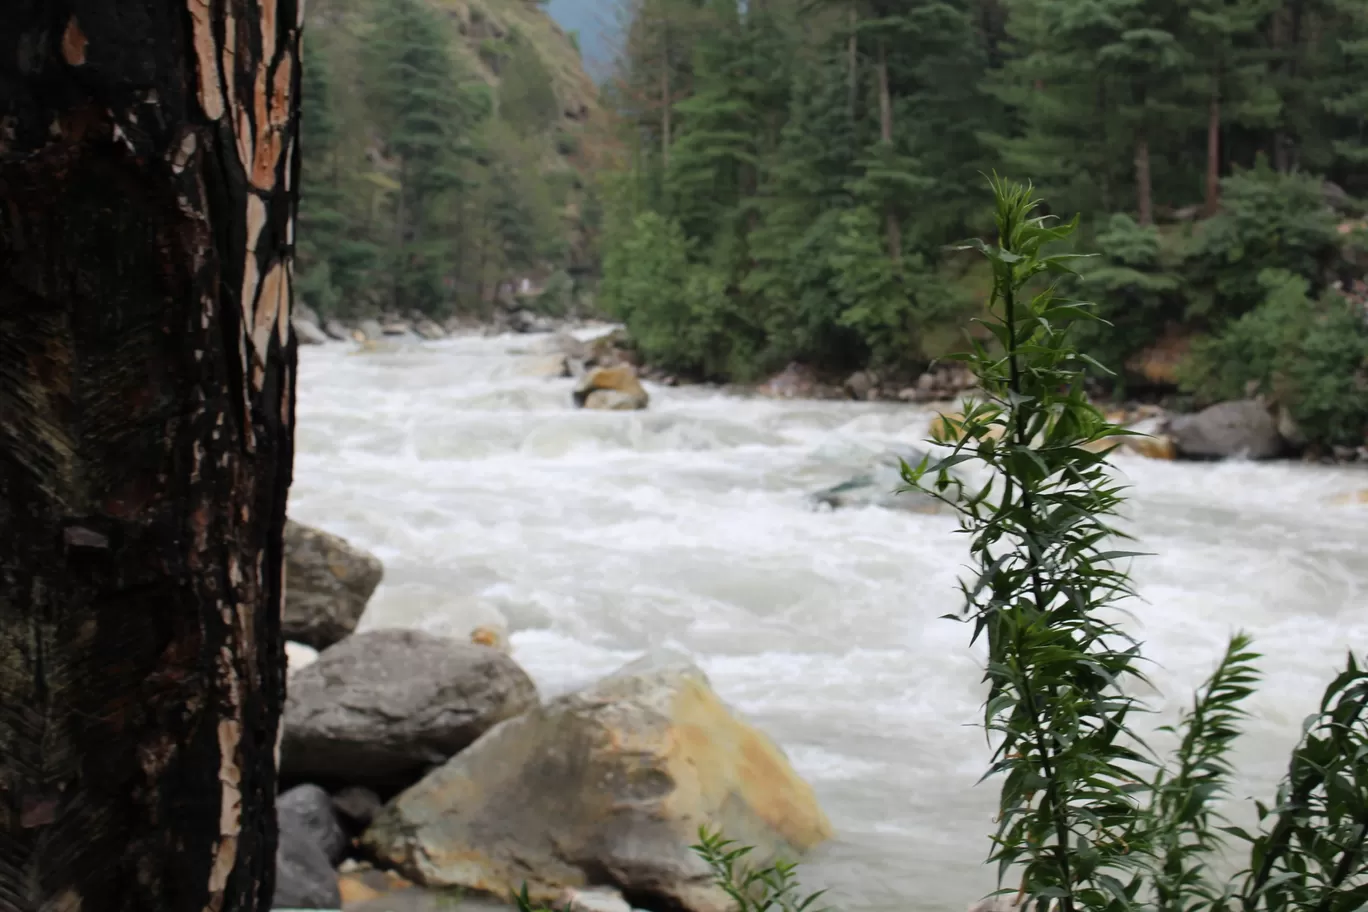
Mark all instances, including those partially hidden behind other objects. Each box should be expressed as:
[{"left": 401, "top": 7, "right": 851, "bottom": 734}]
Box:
[{"left": 289, "top": 330, "right": 1368, "bottom": 912}]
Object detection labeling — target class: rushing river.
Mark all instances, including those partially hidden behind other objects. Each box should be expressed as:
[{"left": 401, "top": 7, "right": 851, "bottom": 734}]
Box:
[{"left": 289, "top": 330, "right": 1367, "bottom": 912}]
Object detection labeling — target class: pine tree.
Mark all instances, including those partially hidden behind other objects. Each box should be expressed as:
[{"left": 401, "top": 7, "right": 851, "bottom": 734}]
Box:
[
  {"left": 366, "top": 0, "right": 484, "bottom": 314},
  {"left": 297, "top": 35, "right": 351, "bottom": 315}
]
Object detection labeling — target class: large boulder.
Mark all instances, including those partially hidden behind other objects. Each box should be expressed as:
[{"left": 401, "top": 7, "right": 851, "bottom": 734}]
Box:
[
  {"left": 323, "top": 318, "right": 351, "bottom": 341},
  {"left": 1166, "top": 399, "right": 1284, "bottom": 460},
  {"left": 809, "top": 447, "right": 945, "bottom": 513},
  {"left": 574, "top": 365, "right": 649, "bottom": 410},
  {"left": 283, "top": 520, "right": 384, "bottom": 651},
  {"left": 361, "top": 653, "right": 833, "bottom": 912},
  {"left": 275, "top": 813, "right": 343, "bottom": 910},
  {"left": 294, "top": 317, "right": 330, "bottom": 346},
  {"left": 281, "top": 630, "right": 539, "bottom": 795},
  {"left": 279, "top": 784, "right": 348, "bottom": 865}
]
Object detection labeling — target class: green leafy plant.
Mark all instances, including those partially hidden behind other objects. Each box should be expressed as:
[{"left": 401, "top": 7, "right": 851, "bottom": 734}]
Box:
[
  {"left": 692, "top": 828, "right": 829, "bottom": 912},
  {"left": 1179, "top": 269, "right": 1368, "bottom": 449},
  {"left": 904, "top": 176, "right": 1368, "bottom": 912}
]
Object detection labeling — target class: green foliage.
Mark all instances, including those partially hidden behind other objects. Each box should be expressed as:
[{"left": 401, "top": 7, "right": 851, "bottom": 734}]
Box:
[
  {"left": 907, "top": 177, "right": 1152, "bottom": 909},
  {"left": 292, "top": 0, "right": 586, "bottom": 319},
  {"left": 1180, "top": 269, "right": 1368, "bottom": 448},
  {"left": 828, "top": 206, "right": 963, "bottom": 368},
  {"left": 902, "top": 177, "right": 1368, "bottom": 911},
  {"left": 595, "top": 0, "right": 1367, "bottom": 423},
  {"left": 691, "top": 829, "right": 828, "bottom": 912},
  {"left": 499, "top": 34, "right": 562, "bottom": 136},
  {"left": 1074, "top": 214, "right": 1185, "bottom": 386},
  {"left": 1184, "top": 166, "right": 1342, "bottom": 315},
  {"left": 600, "top": 211, "right": 760, "bottom": 378},
  {"left": 1146, "top": 635, "right": 1261, "bottom": 912}
]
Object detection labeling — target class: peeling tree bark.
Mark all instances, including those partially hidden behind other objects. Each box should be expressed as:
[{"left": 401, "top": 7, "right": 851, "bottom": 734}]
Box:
[{"left": 0, "top": 2, "right": 299, "bottom": 911}]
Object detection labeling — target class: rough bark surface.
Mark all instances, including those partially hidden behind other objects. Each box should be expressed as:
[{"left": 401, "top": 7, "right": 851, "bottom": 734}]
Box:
[{"left": 0, "top": 2, "right": 300, "bottom": 912}]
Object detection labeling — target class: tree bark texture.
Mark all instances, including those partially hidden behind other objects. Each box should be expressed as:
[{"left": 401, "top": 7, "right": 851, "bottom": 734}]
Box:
[{"left": 0, "top": 2, "right": 299, "bottom": 912}]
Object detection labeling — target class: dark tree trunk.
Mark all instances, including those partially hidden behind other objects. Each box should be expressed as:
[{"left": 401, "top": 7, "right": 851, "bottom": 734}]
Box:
[
  {"left": 847, "top": 5, "right": 858, "bottom": 121},
  {"left": 1204, "top": 84, "right": 1222, "bottom": 217},
  {"left": 1135, "top": 134, "right": 1153, "bottom": 227},
  {"left": 660, "top": 21, "right": 672, "bottom": 171},
  {"left": 0, "top": 3, "right": 299, "bottom": 912},
  {"left": 876, "top": 38, "right": 901, "bottom": 264}
]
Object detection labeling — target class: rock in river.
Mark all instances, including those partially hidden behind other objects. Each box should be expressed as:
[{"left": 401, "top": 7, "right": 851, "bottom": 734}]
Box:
[
  {"left": 574, "top": 365, "right": 649, "bottom": 410},
  {"left": 1165, "top": 399, "right": 1284, "bottom": 460},
  {"left": 361, "top": 652, "right": 833, "bottom": 912},
  {"left": 283, "top": 519, "right": 384, "bottom": 651},
  {"left": 279, "top": 783, "right": 348, "bottom": 865},
  {"left": 810, "top": 447, "right": 945, "bottom": 513},
  {"left": 275, "top": 811, "right": 343, "bottom": 910},
  {"left": 281, "top": 630, "right": 539, "bottom": 795}
]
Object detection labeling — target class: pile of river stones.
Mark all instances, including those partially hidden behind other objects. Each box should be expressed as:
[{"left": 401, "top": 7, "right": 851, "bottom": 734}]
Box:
[{"left": 276, "top": 522, "right": 832, "bottom": 912}]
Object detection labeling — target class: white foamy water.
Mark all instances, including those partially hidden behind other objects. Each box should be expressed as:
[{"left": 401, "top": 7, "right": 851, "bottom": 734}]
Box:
[{"left": 289, "top": 332, "right": 1368, "bottom": 912}]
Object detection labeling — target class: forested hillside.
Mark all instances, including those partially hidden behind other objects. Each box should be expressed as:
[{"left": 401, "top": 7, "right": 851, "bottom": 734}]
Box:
[
  {"left": 594, "top": 0, "right": 1368, "bottom": 448},
  {"left": 296, "top": 0, "right": 606, "bottom": 320}
]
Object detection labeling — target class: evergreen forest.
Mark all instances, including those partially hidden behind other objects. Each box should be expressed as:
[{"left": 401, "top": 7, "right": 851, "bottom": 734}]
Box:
[{"left": 295, "top": 0, "right": 1368, "bottom": 449}]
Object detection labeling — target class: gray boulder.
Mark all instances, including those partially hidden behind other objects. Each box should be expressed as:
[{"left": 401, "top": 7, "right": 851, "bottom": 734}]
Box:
[
  {"left": 274, "top": 813, "right": 342, "bottom": 910},
  {"left": 332, "top": 786, "right": 384, "bottom": 835},
  {"left": 357, "top": 318, "right": 385, "bottom": 342},
  {"left": 281, "top": 630, "right": 539, "bottom": 795},
  {"left": 283, "top": 520, "right": 384, "bottom": 651},
  {"left": 279, "top": 784, "right": 347, "bottom": 865},
  {"left": 360, "top": 652, "right": 831, "bottom": 912},
  {"left": 293, "top": 318, "right": 330, "bottom": 346},
  {"left": 323, "top": 318, "right": 351, "bottom": 341},
  {"left": 810, "top": 447, "right": 946, "bottom": 513},
  {"left": 1167, "top": 399, "right": 1284, "bottom": 460}
]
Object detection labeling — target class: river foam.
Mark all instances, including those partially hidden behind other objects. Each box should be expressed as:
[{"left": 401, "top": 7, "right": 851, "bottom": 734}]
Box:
[{"left": 290, "top": 332, "right": 1368, "bottom": 912}]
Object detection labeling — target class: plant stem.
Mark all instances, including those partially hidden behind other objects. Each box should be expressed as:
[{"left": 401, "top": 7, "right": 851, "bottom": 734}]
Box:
[
  {"left": 1002, "top": 256, "right": 1076, "bottom": 912},
  {"left": 1313, "top": 817, "right": 1368, "bottom": 912}
]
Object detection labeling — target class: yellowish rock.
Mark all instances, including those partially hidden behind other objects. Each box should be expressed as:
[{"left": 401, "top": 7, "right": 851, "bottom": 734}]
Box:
[
  {"left": 362, "top": 654, "right": 832, "bottom": 912},
  {"left": 1330, "top": 488, "right": 1368, "bottom": 506},
  {"left": 1080, "top": 434, "right": 1177, "bottom": 460},
  {"left": 574, "top": 365, "right": 649, "bottom": 410},
  {"left": 1126, "top": 435, "right": 1177, "bottom": 460}
]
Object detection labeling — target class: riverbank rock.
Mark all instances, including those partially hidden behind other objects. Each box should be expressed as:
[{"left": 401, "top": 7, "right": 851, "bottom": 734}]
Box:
[
  {"left": 279, "top": 784, "right": 348, "bottom": 865},
  {"left": 281, "top": 630, "right": 539, "bottom": 794},
  {"left": 1165, "top": 399, "right": 1284, "bottom": 460},
  {"left": 519, "top": 353, "right": 572, "bottom": 378},
  {"left": 415, "top": 319, "right": 447, "bottom": 341},
  {"left": 276, "top": 812, "right": 343, "bottom": 909},
  {"left": 295, "top": 317, "right": 330, "bottom": 346},
  {"left": 334, "top": 786, "right": 385, "bottom": 835},
  {"left": 283, "top": 520, "right": 385, "bottom": 651},
  {"left": 757, "top": 363, "right": 843, "bottom": 400},
  {"left": 810, "top": 448, "right": 945, "bottom": 513},
  {"left": 324, "top": 318, "right": 351, "bottom": 341},
  {"left": 361, "top": 652, "right": 833, "bottom": 912},
  {"left": 574, "top": 365, "right": 649, "bottom": 410},
  {"left": 356, "top": 318, "right": 386, "bottom": 342}
]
